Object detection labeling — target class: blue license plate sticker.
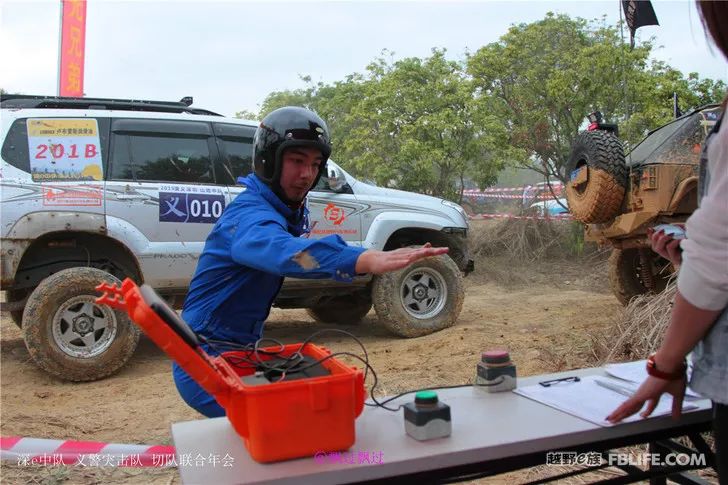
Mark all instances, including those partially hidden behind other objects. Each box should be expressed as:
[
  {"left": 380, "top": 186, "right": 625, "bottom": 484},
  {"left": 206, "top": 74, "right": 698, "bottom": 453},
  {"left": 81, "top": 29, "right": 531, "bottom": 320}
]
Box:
[
  {"left": 570, "top": 167, "right": 583, "bottom": 181},
  {"left": 159, "top": 192, "right": 225, "bottom": 223}
]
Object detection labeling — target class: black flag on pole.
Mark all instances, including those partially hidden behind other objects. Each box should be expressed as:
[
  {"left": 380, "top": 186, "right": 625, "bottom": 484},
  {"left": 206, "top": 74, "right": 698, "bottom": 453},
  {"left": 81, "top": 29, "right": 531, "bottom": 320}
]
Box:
[{"left": 622, "top": 0, "right": 659, "bottom": 48}]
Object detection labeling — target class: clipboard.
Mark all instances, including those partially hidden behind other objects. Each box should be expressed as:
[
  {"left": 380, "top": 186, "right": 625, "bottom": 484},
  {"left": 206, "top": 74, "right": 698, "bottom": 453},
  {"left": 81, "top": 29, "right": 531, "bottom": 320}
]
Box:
[
  {"left": 513, "top": 375, "right": 698, "bottom": 427},
  {"left": 604, "top": 360, "right": 702, "bottom": 399}
]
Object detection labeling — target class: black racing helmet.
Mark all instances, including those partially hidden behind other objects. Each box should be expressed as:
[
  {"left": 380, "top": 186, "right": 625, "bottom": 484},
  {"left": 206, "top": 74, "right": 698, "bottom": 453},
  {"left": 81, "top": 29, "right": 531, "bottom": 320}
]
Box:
[{"left": 252, "top": 107, "right": 332, "bottom": 192}]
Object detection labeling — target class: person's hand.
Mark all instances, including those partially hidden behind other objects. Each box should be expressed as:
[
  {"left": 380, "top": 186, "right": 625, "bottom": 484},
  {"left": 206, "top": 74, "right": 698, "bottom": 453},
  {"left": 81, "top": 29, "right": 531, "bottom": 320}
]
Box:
[
  {"left": 355, "top": 243, "right": 448, "bottom": 274},
  {"left": 647, "top": 226, "right": 683, "bottom": 267},
  {"left": 606, "top": 375, "right": 687, "bottom": 423}
]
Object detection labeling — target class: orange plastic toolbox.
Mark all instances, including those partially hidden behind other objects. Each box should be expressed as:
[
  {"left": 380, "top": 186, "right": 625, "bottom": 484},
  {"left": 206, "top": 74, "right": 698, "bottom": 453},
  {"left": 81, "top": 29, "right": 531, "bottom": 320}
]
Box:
[{"left": 96, "top": 278, "right": 366, "bottom": 463}]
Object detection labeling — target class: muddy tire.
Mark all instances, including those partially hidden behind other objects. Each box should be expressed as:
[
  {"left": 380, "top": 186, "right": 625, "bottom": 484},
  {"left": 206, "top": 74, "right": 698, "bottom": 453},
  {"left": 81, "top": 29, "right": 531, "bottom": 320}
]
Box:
[
  {"left": 306, "top": 295, "right": 372, "bottom": 325},
  {"left": 22, "top": 267, "right": 140, "bottom": 382},
  {"left": 608, "top": 248, "right": 673, "bottom": 306},
  {"left": 372, "top": 255, "right": 464, "bottom": 338},
  {"left": 565, "top": 130, "right": 627, "bottom": 224}
]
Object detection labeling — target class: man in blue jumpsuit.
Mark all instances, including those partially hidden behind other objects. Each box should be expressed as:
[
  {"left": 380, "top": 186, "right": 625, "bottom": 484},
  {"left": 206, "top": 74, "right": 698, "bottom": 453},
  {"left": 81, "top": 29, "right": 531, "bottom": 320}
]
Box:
[{"left": 173, "top": 106, "right": 448, "bottom": 417}]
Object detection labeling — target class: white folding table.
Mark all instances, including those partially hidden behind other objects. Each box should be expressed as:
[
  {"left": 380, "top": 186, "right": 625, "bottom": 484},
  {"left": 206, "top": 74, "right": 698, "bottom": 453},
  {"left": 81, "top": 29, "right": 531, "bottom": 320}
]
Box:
[{"left": 171, "top": 367, "right": 714, "bottom": 484}]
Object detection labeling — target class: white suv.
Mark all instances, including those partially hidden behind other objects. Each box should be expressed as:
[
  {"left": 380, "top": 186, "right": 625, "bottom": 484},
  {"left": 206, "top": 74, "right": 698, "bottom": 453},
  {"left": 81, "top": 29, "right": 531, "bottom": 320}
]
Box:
[{"left": 0, "top": 95, "right": 473, "bottom": 381}]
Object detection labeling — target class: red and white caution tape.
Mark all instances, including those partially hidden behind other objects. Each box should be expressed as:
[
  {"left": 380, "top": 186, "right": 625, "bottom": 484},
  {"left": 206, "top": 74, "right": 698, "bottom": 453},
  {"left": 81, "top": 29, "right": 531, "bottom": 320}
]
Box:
[
  {"left": 462, "top": 184, "right": 564, "bottom": 194},
  {"left": 0, "top": 436, "right": 176, "bottom": 467},
  {"left": 462, "top": 193, "right": 561, "bottom": 200},
  {"left": 462, "top": 183, "right": 564, "bottom": 195},
  {"left": 468, "top": 213, "right": 571, "bottom": 221}
]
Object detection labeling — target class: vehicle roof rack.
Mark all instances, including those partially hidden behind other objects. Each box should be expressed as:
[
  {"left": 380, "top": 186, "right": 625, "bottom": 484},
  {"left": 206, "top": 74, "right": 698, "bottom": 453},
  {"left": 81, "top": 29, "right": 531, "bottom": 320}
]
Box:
[{"left": 0, "top": 94, "right": 223, "bottom": 116}]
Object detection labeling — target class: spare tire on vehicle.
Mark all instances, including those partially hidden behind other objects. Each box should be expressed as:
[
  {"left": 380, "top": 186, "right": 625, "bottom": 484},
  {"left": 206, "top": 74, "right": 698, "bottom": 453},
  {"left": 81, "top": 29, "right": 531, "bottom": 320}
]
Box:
[{"left": 565, "top": 130, "right": 627, "bottom": 224}]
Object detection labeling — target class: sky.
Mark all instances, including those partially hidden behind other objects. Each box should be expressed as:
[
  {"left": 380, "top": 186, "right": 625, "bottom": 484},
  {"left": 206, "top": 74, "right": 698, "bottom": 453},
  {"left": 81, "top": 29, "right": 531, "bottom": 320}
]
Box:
[{"left": 1, "top": 0, "right": 726, "bottom": 118}]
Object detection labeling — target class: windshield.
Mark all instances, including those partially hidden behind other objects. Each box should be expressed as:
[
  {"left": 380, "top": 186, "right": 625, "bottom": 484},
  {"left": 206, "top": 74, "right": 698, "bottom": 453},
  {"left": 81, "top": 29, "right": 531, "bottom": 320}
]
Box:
[
  {"left": 626, "top": 107, "right": 719, "bottom": 167},
  {"left": 312, "top": 160, "right": 362, "bottom": 191}
]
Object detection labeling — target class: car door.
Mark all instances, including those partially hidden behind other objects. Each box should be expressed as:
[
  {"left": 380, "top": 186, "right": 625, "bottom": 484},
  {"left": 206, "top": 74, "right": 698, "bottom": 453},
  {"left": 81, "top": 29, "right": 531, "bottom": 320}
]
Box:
[
  {"left": 211, "top": 121, "right": 256, "bottom": 205},
  {"left": 104, "top": 118, "right": 226, "bottom": 288},
  {"left": 307, "top": 162, "right": 363, "bottom": 245}
]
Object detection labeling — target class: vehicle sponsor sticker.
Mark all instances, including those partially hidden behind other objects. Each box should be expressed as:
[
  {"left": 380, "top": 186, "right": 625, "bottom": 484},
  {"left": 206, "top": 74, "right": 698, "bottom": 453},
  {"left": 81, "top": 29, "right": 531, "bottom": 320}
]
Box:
[
  {"left": 159, "top": 191, "right": 225, "bottom": 223},
  {"left": 27, "top": 118, "right": 103, "bottom": 182},
  {"left": 42, "top": 184, "right": 102, "bottom": 206},
  {"left": 323, "top": 203, "right": 346, "bottom": 225},
  {"left": 311, "top": 227, "right": 357, "bottom": 235},
  {"left": 310, "top": 203, "right": 357, "bottom": 235}
]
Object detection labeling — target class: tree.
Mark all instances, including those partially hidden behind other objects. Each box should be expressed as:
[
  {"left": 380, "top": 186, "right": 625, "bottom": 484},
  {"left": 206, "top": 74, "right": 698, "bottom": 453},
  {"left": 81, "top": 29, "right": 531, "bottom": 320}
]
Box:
[
  {"left": 619, "top": 64, "right": 725, "bottom": 146},
  {"left": 245, "top": 12, "right": 724, "bottom": 193},
  {"left": 233, "top": 109, "right": 258, "bottom": 120},
  {"left": 466, "top": 13, "right": 725, "bottom": 183},
  {"left": 256, "top": 75, "right": 368, "bottom": 161},
  {"left": 256, "top": 50, "right": 518, "bottom": 200},
  {"left": 258, "top": 78, "right": 316, "bottom": 118},
  {"left": 342, "top": 50, "right": 520, "bottom": 200}
]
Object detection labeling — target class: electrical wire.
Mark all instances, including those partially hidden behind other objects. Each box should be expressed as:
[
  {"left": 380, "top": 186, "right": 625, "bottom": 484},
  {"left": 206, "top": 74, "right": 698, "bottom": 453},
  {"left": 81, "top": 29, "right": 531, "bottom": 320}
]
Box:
[
  {"left": 201, "top": 328, "right": 488, "bottom": 413},
  {"left": 368, "top": 383, "right": 475, "bottom": 411},
  {"left": 206, "top": 330, "right": 367, "bottom": 382}
]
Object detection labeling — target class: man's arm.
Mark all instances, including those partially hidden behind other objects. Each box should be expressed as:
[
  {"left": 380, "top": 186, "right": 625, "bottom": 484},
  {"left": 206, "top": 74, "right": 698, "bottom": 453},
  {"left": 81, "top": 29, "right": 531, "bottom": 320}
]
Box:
[
  {"left": 355, "top": 243, "right": 448, "bottom": 274},
  {"left": 231, "top": 219, "right": 364, "bottom": 281},
  {"left": 231, "top": 219, "right": 448, "bottom": 281}
]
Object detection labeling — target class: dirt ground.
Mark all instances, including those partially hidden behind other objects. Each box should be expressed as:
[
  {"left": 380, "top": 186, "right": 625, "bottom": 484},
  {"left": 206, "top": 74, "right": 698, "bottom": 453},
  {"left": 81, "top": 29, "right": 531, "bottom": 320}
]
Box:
[{"left": 0, "top": 239, "right": 652, "bottom": 484}]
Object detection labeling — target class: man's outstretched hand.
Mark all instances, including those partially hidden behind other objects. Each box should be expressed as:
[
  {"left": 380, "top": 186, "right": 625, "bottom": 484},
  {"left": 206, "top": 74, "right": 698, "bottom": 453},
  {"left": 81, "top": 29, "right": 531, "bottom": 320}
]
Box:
[{"left": 355, "top": 243, "right": 448, "bottom": 275}]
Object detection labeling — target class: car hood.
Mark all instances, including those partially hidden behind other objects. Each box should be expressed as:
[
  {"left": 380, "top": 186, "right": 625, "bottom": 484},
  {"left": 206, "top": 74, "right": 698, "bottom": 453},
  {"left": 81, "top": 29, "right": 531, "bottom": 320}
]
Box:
[{"left": 350, "top": 180, "right": 468, "bottom": 227}]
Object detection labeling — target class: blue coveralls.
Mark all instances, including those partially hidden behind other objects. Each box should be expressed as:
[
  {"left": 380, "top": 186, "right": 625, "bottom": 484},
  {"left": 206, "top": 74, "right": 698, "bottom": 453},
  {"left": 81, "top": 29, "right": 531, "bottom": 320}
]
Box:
[{"left": 173, "top": 174, "right": 366, "bottom": 417}]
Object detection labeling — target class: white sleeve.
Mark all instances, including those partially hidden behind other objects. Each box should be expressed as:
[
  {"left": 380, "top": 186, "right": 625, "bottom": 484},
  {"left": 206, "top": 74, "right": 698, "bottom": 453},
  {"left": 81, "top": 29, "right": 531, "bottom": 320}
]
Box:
[{"left": 677, "top": 125, "right": 728, "bottom": 311}]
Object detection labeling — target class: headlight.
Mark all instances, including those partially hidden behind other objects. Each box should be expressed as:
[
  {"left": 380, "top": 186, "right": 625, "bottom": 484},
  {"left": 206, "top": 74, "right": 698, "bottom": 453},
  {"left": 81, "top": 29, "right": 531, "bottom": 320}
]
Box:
[{"left": 442, "top": 200, "right": 468, "bottom": 224}]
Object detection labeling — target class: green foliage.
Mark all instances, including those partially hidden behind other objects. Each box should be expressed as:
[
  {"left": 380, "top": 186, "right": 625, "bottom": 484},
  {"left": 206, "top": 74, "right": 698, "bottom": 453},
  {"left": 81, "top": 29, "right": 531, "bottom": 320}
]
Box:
[
  {"left": 341, "top": 50, "right": 520, "bottom": 200},
  {"left": 256, "top": 50, "right": 520, "bottom": 200},
  {"left": 258, "top": 77, "right": 319, "bottom": 117},
  {"left": 619, "top": 66, "right": 726, "bottom": 148},
  {"left": 233, "top": 109, "right": 258, "bottom": 120},
  {"left": 567, "top": 220, "right": 586, "bottom": 257},
  {"left": 467, "top": 13, "right": 725, "bottom": 183},
  {"left": 496, "top": 167, "right": 545, "bottom": 187},
  {"left": 243, "top": 13, "right": 725, "bottom": 195}
]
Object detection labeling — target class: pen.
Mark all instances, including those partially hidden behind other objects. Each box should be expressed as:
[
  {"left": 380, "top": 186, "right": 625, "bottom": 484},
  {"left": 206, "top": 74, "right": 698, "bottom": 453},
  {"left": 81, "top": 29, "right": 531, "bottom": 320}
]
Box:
[
  {"left": 538, "top": 376, "right": 580, "bottom": 387},
  {"left": 594, "top": 378, "right": 636, "bottom": 398}
]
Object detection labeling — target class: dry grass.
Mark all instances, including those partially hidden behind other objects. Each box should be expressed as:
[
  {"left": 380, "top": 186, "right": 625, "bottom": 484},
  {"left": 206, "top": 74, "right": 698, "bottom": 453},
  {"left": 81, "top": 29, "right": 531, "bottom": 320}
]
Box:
[
  {"left": 467, "top": 219, "right": 609, "bottom": 288},
  {"left": 470, "top": 218, "right": 570, "bottom": 263},
  {"left": 592, "top": 278, "right": 677, "bottom": 364},
  {"left": 469, "top": 218, "right": 605, "bottom": 262}
]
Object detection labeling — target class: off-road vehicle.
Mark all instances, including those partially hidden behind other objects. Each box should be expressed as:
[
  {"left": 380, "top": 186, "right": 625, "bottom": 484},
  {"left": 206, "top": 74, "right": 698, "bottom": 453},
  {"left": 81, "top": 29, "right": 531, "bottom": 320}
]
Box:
[
  {"left": 565, "top": 106, "right": 721, "bottom": 305},
  {"left": 0, "top": 94, "right": 472, "bottom": 382}
]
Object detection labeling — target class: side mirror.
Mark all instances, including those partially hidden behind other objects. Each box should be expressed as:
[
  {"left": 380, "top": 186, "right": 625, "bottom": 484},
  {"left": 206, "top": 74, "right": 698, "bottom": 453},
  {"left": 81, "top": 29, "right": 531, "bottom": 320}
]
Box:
[{"left": 327, "top": 166, "right": 346, "bottom": 193}]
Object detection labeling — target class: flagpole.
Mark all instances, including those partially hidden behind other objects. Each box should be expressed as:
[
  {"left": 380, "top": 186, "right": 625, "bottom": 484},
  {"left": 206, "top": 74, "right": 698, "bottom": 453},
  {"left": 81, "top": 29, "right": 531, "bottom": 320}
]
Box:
[
  {"left": 618, "top": 1, "right": 631, "bottom": 125},
  {"left": 57, "top": 0, "right": 64, "bottom": 96}
]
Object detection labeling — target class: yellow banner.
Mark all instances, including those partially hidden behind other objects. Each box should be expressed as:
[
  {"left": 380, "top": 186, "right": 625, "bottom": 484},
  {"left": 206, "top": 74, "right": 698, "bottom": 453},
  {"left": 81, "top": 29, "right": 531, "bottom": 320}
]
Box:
[{"left": 27, "top": 119, "right": 98, "bottom": 137}]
